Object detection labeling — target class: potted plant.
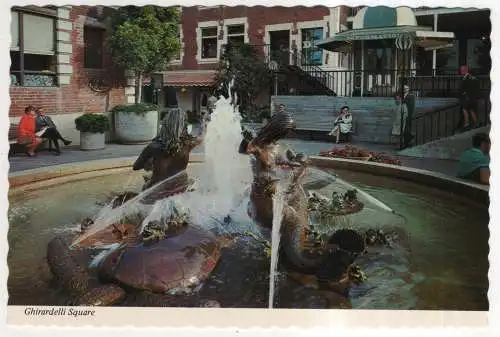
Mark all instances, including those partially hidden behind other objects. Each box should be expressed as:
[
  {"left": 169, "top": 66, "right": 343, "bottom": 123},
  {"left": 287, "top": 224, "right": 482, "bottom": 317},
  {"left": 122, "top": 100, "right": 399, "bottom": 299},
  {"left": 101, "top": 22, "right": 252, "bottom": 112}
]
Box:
[
  {"left": 74, "top": 113, "right": 110, "bottom": 150},
  {"left": 111, "top": 103, "right": 159, "bottom": 144},
  {"left": 107, "top": 7, "right": 180, "bottom": 144}
]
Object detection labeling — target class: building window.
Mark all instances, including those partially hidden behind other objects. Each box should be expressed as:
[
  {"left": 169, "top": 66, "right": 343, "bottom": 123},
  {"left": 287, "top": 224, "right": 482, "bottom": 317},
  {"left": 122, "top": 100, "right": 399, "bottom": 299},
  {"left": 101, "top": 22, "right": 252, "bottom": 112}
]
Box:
[
  {"left": 301, "top": 27, "right": 324, "bottom": 66},
  {"left": 84, "top": 26, "right": 104, "bottom": 69},
  {"left": 10, "top": 10, "right": 57, "bottom": 87},
  {"left": 173, "top": 29, "right": 181, "bottom": 61},
  {"left": 201, "top": 27, "right": 218, "bottom": 59},
  {"left": 227, "top": 24, "right": 245, "bottom": 45}
]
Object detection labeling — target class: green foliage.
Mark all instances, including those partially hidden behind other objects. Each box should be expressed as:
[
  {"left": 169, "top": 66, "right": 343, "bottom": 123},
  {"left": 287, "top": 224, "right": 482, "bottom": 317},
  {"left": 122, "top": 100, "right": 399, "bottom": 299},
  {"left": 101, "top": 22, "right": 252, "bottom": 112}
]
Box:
[
  {"left": 107, "top": 6, "right": 181, "bottom": 75},
  {"left": 111, "top": 103, "right": 158, "bottom": 116},
  {"left": 215, "top": 44, "right": 271, "bottom": 108},
  {"left": 74, "top": 114, "right": 110, "bottom": 134}
]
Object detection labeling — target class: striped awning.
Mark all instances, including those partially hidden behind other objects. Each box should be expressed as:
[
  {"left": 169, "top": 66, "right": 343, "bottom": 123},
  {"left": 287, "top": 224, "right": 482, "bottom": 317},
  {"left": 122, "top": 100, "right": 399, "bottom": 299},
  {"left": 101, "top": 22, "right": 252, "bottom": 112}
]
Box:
[
  {"left": 353, "top": 6, "right": 417, "bottom": 30},
  {"left": 162, "top": 71, "right": 216, "bottom": 87},
  {"left": 315, "top": 6, "right": 455, "bottom": 52}
]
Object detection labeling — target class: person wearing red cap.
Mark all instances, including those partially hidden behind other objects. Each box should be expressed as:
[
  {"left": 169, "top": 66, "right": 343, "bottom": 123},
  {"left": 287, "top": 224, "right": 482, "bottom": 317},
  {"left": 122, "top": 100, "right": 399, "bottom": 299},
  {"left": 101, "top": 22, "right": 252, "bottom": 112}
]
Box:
[{"left": 459, "top": 65, "right": 480, "bottom": 131}]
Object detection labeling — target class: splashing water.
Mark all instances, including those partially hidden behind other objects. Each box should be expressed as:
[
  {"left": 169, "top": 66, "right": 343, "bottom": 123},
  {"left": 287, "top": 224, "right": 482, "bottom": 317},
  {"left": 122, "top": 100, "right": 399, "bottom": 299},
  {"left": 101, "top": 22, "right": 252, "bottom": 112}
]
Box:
[
  {"left": 72, "top": 80, "right": 254, "bottom": 247},
  {"left": 196, "top": 86, "right": 251, "bottom": 219},
  {"left": 70, "top": 171, "right": 184, "bottom": 247},
  {"left": 268, "top": 170, "right": 290, "bottom": 308}
]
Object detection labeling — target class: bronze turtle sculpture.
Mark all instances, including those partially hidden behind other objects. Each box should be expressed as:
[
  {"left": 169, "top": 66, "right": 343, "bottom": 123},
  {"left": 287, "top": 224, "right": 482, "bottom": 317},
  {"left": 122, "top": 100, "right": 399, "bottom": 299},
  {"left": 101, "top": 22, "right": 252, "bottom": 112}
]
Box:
[
  {"left": 48, "top": 209, "right": 233, "bottom": 306},
  {"left": 98, "top": 224, "right": 221, "bottom": 295}
]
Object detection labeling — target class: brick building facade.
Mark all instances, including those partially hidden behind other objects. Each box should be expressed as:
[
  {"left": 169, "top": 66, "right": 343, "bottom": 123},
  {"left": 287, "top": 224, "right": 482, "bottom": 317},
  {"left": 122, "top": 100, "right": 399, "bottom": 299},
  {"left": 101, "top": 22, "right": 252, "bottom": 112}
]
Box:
[
  {"left": 9, "top": 5, "right": 131, "bottom": 144},
  {"left": 156, "top": 6, "right": 350, "bottom": 117}
]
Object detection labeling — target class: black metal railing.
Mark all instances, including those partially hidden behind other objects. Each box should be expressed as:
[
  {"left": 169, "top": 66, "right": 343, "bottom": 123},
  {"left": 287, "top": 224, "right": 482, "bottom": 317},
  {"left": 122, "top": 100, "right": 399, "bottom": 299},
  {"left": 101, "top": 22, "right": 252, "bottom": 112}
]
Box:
[
  {"left": 247, "top": 44, "right": 336, "bottom": 96},
  {"left": 410, "top": 91, "right": 491, "bottom": 147},
  {"left": 227, "top": 43, "right": 492, "bottom": 99},
  {"left": 285, "top": 68, "right": 491, "bottom": 98},
  {"left": 289, "top": 47, "right": 336, "bottom": 95}
]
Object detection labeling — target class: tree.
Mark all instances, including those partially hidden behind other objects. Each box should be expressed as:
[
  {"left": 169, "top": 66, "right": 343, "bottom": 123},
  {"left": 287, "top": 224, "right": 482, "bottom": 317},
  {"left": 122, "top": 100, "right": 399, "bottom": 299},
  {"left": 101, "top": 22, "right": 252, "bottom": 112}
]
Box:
[
  {"left": 108, "top": 6, "right": 181, "bottom": 103},
  {"left": 214, "top": 43, "right": 271, "bottom": 109}
]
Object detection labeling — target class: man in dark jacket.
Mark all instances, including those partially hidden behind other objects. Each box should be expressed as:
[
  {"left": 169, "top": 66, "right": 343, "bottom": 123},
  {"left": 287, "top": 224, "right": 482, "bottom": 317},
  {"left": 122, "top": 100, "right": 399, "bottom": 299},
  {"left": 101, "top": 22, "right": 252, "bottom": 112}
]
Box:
[
  {"left": 401, "top": 85, "right": 415, "bottom": 148},
  {"left": 35, "top": 107, "right": 71, "bottom": 155}
]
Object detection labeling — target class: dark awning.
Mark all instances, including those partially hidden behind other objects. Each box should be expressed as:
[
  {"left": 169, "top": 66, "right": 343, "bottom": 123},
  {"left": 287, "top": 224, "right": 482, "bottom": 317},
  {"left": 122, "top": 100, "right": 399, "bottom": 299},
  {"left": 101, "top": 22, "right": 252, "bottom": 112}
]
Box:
[{"left": 315, "top": 26, "right": 454, "bottom": 52}]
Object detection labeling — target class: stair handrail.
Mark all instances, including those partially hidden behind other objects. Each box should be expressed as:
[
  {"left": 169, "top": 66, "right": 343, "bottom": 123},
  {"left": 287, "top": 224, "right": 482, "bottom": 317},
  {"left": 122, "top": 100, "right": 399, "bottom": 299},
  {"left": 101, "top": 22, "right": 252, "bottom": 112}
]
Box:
[
  {"left": 254, "top": 44, "right": 335, "bottom": 95},
  {"left": 289, "top": 45, "right": 336, "bottom": 94}
]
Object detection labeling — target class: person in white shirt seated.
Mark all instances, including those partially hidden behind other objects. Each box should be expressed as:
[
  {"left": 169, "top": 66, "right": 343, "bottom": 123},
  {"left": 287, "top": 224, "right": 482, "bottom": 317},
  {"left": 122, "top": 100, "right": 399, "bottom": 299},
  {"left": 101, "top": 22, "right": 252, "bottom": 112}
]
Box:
[{"left": 328, "top": 105, "right": 353, "bottom": 143}]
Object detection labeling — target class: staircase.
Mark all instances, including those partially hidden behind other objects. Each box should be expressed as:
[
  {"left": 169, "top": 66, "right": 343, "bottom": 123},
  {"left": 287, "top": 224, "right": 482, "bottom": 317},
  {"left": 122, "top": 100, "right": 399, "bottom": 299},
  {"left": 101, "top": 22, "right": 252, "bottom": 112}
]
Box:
[{"left": 263, "top": 45, "right": 336, "bottom": 96}]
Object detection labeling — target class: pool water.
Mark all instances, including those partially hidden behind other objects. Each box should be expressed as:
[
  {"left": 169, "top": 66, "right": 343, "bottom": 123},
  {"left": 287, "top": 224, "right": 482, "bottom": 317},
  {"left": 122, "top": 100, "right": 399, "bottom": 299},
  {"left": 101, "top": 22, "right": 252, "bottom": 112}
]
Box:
[
  {"left": 7, "top": 166, "right": 489, "bottom": 310},
  {"left": 331, "top": 169, "right": 489, "bottom": 310}
]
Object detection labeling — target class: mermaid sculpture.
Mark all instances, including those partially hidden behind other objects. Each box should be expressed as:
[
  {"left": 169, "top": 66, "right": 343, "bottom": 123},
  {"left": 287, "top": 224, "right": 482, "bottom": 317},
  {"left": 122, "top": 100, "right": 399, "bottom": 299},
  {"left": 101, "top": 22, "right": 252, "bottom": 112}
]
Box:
[
  {"left": 244, "top": 112, "right": 365, "bottom": 288},
  {"left": 133, "top": 108, "right": 209, "bottom": 203}
]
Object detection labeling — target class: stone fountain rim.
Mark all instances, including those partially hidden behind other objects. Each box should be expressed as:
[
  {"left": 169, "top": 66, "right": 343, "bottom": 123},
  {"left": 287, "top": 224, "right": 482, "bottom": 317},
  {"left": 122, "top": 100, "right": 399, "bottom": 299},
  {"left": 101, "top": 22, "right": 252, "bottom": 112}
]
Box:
[
  {"left": 8, "top": 154, "right": 488, "bottom": 204},
  {"left": 308, "top": 155, "right": 489, "bottom": 205},
  {"left": 8, "top": 154, "right": 205, "bottom": 195}
]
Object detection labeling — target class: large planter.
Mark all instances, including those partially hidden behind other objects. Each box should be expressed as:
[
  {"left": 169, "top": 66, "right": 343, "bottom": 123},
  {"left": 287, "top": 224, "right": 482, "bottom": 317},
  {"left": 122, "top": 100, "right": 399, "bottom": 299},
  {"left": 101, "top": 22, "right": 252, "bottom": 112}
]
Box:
[
  {"left": 114, "top": 110, "right": 158, "bottom": 144},
  {"left": 80, "top": 132, "right": 105, "bottom": 150}
]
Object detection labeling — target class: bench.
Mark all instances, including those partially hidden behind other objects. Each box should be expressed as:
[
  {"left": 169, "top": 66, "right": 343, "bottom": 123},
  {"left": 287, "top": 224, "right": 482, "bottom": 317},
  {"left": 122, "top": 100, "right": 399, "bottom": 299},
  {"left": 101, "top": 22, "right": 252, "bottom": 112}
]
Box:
[
  {"left": 287, "top": 108, "right": 359, "bottom": 142},
  {"left": 272, "top": 96, "right": 461, "bottom": 144},
  {"left": 9, "top": 123, "right": 50, "bottom": 157}
]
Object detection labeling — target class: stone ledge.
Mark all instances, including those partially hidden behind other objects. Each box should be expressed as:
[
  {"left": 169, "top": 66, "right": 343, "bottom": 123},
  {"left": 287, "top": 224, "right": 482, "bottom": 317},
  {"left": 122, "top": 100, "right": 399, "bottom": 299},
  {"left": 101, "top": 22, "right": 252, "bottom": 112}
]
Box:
[
  {"left": 308, "top": 156, "right": 489, "bottom": 205},
  {"left": 8, "top": 153, "right": 205, "bottom": 194}
]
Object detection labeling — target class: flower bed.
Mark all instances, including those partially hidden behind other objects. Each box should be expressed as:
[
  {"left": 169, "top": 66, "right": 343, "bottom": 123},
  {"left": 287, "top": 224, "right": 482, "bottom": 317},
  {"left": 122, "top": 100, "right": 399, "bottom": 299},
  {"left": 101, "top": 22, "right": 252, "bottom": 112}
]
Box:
[{"left": 319, "top": 145, "right": 402, "bottom": 166}]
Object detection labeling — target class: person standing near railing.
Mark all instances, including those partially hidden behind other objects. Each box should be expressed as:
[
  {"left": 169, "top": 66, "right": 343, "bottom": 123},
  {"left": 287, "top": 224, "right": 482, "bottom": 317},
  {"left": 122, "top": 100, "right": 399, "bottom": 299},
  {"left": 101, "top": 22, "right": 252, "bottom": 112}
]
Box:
[
  {"left": 401, "top": 85, "right": 415, "bottom": 148},
  {"left": 458, "top": 65, "right": 480, "bottom": 131},
  {"left": 390, "top": 93, "right": 406, "bottom": 147}
]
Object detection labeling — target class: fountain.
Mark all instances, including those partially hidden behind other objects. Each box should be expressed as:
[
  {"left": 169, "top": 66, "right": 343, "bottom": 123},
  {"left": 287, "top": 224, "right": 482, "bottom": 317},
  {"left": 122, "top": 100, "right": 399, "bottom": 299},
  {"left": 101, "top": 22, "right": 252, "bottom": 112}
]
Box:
[
  {"left": 7, "top": 82, "right": 489, "bottom": 310},
  {"left": 268, "top": 171, "right": 288, "bottom": 308}
]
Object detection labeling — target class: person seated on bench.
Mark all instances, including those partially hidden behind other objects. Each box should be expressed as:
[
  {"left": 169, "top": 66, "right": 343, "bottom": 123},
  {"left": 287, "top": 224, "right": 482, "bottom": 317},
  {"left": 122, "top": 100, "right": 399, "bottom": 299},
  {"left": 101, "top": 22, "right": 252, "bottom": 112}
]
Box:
[
  {"left": 457, "top": 132, "right": 490, "bottom": 185},
  {"left": 17, "top": 105, "right": 44, "bottom": 157},
  {"left": 36, "top": 107, "right": 72, "bottom": 155},
  {"left": 328, "top": 105, "right": 353, "bottom": 143}
]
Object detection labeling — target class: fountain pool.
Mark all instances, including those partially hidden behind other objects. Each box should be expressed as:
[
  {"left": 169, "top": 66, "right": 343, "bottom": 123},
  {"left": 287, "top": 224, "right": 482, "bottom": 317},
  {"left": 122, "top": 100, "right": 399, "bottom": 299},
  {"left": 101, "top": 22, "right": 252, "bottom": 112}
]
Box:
[{"left": 7, "top": 158, "right": 489, "bottom": 310}]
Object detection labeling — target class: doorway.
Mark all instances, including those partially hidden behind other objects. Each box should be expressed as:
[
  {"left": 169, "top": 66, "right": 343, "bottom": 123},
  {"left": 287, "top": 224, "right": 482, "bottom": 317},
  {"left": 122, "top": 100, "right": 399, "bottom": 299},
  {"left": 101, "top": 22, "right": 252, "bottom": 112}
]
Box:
[{"left": 269, "top": 30, "right": 290, "bottom": 65}]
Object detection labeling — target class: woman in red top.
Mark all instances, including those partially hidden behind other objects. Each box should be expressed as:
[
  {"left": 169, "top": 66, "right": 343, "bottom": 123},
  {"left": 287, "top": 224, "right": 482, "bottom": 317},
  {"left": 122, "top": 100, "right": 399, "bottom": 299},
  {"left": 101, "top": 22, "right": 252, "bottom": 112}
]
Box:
[{"left": 17, "top": 105, "right": 43, "bottom": 157}]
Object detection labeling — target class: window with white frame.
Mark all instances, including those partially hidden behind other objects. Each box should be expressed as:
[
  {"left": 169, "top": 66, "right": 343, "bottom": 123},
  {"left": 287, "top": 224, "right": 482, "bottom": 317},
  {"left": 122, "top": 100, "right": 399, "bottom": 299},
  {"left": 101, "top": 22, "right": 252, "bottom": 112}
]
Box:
[
  {"left": 201, "top": 27, "right": 218, "bottom": 59},
  {"left": 301, "top": 27, "right": 324, "bottom": 66},
  {"left": 10, "top": 9, "right": 57, "bottom": 87},
  {"left": 173, "top": 30, "right": 181, "bottom": 61},
  {"left": 227, "top": 24, "right": 245, "bottom": 45}
]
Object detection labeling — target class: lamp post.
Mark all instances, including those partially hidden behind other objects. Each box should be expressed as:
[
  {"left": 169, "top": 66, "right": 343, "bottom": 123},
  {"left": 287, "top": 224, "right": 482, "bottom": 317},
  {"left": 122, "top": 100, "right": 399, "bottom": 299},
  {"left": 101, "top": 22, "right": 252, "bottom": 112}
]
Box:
[
  {"left": 395, "top": 33, "right": 413, "bottom": 149},
  {"left": 268, "top": 60, "right": 279, "bottom": 97}
]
